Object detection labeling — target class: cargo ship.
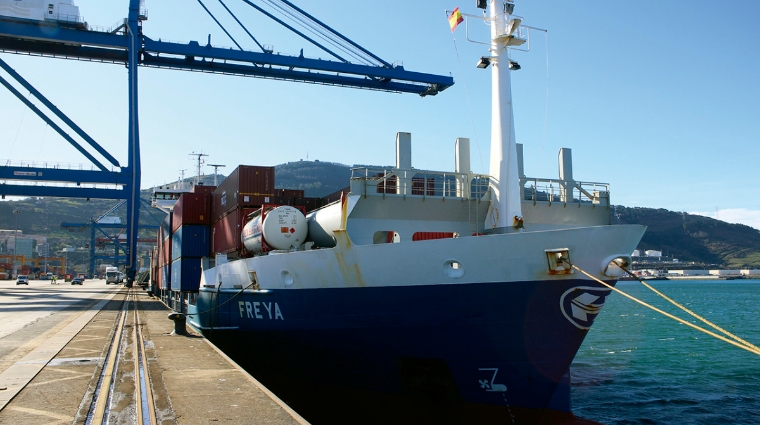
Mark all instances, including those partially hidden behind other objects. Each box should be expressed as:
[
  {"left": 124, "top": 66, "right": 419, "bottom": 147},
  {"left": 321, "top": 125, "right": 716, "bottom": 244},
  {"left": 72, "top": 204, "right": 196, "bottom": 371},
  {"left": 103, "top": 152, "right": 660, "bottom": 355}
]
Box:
[{"left": 152, "top": 2, "right": 645, "bottom": 423}]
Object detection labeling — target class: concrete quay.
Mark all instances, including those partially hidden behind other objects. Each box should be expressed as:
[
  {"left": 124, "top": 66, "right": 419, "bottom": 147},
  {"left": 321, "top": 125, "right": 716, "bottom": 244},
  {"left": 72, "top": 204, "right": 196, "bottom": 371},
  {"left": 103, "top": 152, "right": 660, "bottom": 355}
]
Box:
[{"left": 0, "top": 279, "right": 308, "bottom": 424}]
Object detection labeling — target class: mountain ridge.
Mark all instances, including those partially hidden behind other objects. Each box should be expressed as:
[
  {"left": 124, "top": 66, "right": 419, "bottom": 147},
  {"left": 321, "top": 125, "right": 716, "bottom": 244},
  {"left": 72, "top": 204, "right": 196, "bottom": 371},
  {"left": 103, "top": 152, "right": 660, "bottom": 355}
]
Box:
[{"left": 2, "top": 161, "right": 758, "bottom": 269}]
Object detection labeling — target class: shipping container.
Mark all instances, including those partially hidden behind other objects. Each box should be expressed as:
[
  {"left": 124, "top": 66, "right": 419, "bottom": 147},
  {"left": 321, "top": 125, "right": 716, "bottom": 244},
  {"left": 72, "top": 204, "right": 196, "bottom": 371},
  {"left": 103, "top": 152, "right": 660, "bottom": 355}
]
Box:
[
  {"left": 191, "top": 185, "right": 216, "bottom": 194},
  {"left": 292, "top": 196, "right": 323, "bottom": 213},
  {"left": 274, "top": 188, "right": 305, "bottom": 198},
  {"left": 212, "top": 165, "right": 275, "bottom": 222},
  {"left": 161, "top": 214, "right": 172, "bottom": 241},
  {"left": 172, "top": 192, "right": 211, "bottom": 232},
  {"left": 171, "top": 225, "right": 210, "bottom": 260},
  {"left": 211, "top": 207, "right": 257, "bottom": 256},
  {"left": 160, "top": 238, "right": 172, "bottom": 267},
  {"left": 171, "top": 257, "right": 202, "bottom": 291},
  {"left": 322, "top": 186, "right": 350, "bottom": 205},
  {"left": 157, "top": 263, "right": 172, "bottom": 290}
]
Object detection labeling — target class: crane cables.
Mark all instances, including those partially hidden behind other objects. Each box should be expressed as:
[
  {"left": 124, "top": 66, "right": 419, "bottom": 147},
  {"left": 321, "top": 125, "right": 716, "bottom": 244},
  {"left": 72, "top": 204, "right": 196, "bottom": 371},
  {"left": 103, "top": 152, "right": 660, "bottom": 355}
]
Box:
[{"left": 201, "top": 0, "right": 392, "bottom": 68}]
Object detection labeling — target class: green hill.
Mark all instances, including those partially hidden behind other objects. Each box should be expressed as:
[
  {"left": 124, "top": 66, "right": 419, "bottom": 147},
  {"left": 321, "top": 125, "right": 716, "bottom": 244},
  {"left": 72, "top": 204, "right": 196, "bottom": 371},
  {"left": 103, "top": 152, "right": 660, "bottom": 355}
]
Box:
[
  {"left": 274, "top": 160, "right": 352, "bottom": 197},
  {"left": 614, "top": 206, "right": 760, "bottom": 268}
]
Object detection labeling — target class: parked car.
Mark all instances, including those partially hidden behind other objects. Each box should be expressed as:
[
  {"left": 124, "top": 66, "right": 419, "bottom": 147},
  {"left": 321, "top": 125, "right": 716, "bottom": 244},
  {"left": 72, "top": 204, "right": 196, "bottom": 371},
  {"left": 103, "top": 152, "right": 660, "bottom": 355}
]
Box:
[
  {"left": 16, "top": 275, "right": 29, "bottom": 285},
  {"left": 71, "top": 277, "right": 83, "bottom": 285}
]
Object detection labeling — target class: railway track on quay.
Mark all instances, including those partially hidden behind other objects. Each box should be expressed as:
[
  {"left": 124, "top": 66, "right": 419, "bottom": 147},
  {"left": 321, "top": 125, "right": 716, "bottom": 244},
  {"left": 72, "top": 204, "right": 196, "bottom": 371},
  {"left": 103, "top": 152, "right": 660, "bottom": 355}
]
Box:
[
  {"left": 0, "top": 281, "right": 306, "bottom": 425},
  {"left": 0, "top": 284, "right": 167, "bottom": 424},
  {"left": 86, "top": 288, "right": 158, "bottom": 425}
]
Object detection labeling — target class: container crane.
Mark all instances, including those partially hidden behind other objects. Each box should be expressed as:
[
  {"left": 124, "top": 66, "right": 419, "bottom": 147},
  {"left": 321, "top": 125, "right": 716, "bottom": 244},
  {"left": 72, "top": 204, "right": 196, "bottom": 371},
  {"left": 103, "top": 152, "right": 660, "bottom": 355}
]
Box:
[{"left": 0, "top": 0, "right": 455, "bottom": 284}]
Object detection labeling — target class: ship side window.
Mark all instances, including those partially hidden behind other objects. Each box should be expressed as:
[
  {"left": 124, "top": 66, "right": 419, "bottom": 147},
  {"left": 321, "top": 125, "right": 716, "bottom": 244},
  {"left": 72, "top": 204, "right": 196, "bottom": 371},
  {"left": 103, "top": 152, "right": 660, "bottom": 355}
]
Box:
[{"left": 373, "top": 231, "right": 400, "bottom": 244}]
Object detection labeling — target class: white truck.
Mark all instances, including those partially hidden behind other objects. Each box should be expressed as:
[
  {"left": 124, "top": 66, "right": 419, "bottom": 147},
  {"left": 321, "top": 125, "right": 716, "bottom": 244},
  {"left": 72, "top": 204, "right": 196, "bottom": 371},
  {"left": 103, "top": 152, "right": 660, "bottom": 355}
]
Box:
[{"left": 105, "top": 267, "right": 120, "bottom": 285}]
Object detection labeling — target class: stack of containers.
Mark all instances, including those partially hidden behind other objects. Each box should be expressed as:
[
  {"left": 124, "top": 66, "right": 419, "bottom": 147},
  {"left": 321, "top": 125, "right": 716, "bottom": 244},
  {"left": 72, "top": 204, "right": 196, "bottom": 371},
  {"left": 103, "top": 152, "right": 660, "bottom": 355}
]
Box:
[
  {"left": 211, "top": 165, "right": 275, "bottom": 258},
  {"left": 155, "top": 214, "right": 172, "bottom": 291},
  {"left": 171, "top": 192, "right": 211, "bottom": 291},
  {"left": 272, "top": 188, "right": 323, "bottom": 212},
  {"left": 191, "top": 184, "right": 216, "bottom": 195},
  {"left": 150, "top": 247, "right": 158, "bottom": 289}
]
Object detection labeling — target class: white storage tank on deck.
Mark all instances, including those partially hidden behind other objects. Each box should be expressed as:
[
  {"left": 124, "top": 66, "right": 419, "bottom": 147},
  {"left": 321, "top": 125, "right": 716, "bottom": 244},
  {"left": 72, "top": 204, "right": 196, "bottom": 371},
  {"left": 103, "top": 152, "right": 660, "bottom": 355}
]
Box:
[
  {"left": 241, "top": 205, "right": 307, "bottom": 253},
  {"left": 306, "top": 201, "right": 342, "bottom": 248}
]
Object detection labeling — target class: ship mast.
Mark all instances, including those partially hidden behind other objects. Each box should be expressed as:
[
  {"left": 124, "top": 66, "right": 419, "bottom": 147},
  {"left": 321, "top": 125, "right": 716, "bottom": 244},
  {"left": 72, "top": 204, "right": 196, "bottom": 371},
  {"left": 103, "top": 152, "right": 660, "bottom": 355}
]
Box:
[{"left": 484, "top": 0, "right": 525, "bottom": 233}]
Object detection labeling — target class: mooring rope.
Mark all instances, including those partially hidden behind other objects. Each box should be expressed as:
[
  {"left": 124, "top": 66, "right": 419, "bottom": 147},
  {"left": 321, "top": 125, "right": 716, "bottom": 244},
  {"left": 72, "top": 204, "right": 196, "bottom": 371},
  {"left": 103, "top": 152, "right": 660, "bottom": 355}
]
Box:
[
  {"left": 570, "top": 263, "right": 760, "bottom": 357},
  {"left": 186, "top": 281, "right": 256, "bottom": 317}
]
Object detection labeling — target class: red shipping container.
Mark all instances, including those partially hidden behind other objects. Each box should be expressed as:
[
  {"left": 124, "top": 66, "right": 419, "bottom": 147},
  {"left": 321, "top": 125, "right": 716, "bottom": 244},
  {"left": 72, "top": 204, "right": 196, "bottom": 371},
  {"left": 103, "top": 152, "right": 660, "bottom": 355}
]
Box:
[
  {"left": 191, "top": 185, "right": 216, "bottom": 194},
  {"left": 275, "top": 188, "right": 305, "bottom": 198},
  {"left": 172, "top": 192, "right": 211, "bottom": 232},
  {"left": 212, "top": 165, "right": 275, "bottom": 222},
  {"left": 322, "top": 186, "right": 349, "bottom": 205},
  {"left": 211, "top": 207, "right": 258, "bottom": 256},
  {"left": 292, "top": 197, "right": 323, "bottom": 213},
  {"left": 159, "top": 238, "right": 172, "bottom": 267}
]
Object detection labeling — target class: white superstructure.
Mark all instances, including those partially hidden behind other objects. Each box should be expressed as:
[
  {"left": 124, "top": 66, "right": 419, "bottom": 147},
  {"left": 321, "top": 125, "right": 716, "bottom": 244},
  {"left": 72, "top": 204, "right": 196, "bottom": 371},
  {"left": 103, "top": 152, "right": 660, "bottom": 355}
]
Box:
[{"left": 0, "top": 0, "right": 81, "bottom": 24}]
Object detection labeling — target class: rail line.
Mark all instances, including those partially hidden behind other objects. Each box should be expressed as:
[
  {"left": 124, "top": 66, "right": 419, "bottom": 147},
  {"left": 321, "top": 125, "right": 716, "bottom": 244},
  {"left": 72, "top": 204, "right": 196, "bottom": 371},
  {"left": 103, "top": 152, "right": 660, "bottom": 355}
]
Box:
[{"left": 86, "top": 288, "right": 157, "bottom": 425}]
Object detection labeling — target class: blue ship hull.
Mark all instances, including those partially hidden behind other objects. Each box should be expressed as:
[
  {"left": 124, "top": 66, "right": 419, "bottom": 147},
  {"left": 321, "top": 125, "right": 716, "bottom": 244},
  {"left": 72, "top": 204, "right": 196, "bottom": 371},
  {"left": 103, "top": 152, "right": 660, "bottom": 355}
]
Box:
[{"left": 188, "top": 277, "right": 615, "bottom": 424}]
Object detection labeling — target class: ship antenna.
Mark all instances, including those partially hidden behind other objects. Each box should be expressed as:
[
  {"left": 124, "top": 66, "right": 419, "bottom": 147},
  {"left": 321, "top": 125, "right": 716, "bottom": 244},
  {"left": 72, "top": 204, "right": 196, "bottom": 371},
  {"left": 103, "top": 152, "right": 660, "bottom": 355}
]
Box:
[
  {"left": 178, "top": 169, "right": 186, "bottom": 190},
  {"left": 190, "top": 151, "right": 208, "bottom": 187},
  {"left": 207, "top": 164, "right": 226, "bottom": 186}
]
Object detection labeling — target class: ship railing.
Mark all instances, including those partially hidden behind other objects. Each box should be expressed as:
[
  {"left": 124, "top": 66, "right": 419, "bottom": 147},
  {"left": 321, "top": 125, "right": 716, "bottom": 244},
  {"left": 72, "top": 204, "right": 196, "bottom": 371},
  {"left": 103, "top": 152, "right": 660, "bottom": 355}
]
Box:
[
  {"left": 349, "top": 166, "right": 491, "bottom": 200},
  {"left": 521, "top": 177, "right": 610, "bottom": 206}
]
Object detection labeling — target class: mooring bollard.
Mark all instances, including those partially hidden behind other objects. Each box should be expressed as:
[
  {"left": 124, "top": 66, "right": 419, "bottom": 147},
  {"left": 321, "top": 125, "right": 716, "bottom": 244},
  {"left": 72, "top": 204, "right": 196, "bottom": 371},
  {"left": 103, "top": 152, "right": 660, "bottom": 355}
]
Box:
[{"left": 167, "top": 312, "right": 187, "bottom": 335}]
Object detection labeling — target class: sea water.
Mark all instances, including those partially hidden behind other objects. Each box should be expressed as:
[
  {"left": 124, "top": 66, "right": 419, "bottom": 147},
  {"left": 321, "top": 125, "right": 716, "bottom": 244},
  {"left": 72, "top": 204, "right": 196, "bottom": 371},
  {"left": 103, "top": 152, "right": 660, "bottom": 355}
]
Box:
[{"left": 571, "top": 280, "right": 760, "bottom": 425}]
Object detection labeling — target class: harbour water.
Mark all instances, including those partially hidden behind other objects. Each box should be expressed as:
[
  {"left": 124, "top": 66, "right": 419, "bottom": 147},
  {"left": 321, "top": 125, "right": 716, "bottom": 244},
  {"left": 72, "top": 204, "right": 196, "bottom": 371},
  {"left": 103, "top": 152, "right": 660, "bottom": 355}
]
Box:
[{"left": 572, "top": 280, "right": 760, "bottom": 424}]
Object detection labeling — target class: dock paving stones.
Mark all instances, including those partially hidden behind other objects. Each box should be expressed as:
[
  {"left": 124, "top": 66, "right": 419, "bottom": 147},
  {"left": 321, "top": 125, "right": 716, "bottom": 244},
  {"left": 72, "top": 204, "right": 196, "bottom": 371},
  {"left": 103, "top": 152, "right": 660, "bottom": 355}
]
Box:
[{"left": 0, "top": 286, "right": 307, "bottom": 425}]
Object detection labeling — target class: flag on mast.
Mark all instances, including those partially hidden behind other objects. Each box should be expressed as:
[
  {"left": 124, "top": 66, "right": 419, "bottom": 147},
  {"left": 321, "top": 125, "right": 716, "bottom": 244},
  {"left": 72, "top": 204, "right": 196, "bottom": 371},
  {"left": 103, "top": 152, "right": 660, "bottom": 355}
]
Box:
[{"left": 448, "top": 7, "right": 463, "bottom": 32}]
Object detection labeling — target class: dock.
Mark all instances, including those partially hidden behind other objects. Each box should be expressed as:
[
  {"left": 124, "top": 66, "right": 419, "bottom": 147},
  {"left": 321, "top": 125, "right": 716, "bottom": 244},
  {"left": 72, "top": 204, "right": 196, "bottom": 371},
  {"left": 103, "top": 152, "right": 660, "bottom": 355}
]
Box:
[{"left": 0, "top": 280, "right": 308, "bottom": 424}]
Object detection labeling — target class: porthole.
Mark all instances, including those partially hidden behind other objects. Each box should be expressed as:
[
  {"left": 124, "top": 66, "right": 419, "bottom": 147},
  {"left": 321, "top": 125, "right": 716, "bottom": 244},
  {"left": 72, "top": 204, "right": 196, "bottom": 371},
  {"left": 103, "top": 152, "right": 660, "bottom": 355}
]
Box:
[
  {"left": 443, "top": 259, "right": 465, "bottom": 278},
  {"left": 281, "top": 270, "right": 294, "bottom": 286}
]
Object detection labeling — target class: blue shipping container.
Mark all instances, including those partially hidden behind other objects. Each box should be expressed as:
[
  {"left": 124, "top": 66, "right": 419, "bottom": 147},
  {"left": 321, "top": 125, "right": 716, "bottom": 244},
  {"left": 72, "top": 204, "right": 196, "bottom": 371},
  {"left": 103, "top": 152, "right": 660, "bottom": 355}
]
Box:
[
  {"left": 161, "top": 214, "right": 172, "bottom": 241},
  {"left": 170, "top": 257, "right": 202, "bottom": 291},
  {"left": 171, "top": 225, "right": 210, "bottom": 260},
  {"left": 159, "top": 264, "right": 171, "bottom": 290}
]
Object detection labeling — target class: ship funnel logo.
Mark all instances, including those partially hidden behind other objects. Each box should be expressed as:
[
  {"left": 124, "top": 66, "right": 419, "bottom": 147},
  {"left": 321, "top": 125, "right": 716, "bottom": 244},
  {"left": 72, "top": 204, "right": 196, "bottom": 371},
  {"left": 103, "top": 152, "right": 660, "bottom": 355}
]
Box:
[{"left": 560, "top": 286, "right": 612, "bottom": 329}]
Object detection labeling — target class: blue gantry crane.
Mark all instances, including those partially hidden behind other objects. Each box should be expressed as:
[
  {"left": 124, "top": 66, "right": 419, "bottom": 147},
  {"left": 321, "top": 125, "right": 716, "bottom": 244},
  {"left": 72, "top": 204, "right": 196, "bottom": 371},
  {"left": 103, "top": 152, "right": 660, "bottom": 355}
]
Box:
[{"left": 0, "top": 0, "right": 454, "bottom": 284}]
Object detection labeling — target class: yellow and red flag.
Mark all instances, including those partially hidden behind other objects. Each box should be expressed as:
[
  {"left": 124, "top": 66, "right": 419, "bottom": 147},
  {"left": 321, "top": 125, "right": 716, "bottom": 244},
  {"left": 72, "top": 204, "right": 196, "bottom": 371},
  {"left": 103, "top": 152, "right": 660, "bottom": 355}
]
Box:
[{"left": 448, "top": 7, "right": 463, "bottom": 32}]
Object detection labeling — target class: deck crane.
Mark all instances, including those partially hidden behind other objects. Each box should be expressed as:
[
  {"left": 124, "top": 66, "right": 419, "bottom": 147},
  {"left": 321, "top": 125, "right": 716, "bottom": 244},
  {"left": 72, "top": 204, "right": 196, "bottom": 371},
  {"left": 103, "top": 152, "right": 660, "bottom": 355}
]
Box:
[{"left": 0, "top": 0, "right": 455, "bottom": 284}]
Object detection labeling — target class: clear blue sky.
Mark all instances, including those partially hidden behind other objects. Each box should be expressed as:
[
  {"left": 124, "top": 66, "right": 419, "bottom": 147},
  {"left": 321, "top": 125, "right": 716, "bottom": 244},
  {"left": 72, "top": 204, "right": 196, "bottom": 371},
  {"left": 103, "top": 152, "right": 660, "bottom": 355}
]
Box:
[{"left": 2, "top": 1, "right": 760, "bottom": 229}]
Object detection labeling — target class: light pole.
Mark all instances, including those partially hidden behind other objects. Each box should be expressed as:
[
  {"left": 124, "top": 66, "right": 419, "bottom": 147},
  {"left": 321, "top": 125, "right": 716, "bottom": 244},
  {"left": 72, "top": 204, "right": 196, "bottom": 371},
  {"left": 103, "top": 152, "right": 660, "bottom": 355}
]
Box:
[{"left": 12, "top": 209, "right": 19, "bottom": 278}]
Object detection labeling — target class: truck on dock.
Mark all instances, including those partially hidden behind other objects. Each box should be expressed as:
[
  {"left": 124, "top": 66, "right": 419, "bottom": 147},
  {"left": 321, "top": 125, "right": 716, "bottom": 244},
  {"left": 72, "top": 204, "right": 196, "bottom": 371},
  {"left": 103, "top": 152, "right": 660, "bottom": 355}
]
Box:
[{"left": 105, "top": 267, "right": 120, "bottom": 285}]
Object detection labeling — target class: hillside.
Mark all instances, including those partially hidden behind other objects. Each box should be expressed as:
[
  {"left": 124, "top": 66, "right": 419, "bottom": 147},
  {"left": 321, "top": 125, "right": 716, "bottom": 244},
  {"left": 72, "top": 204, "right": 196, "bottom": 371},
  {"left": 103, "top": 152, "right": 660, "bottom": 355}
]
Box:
[
  {"left": 2, "top": 161, "right": 760, "bottom": 269},
  {"left": 274, "top": 160, "right": 352, "bottom": 197},
  {"left": 614, "top": 206, "right": 760, "bottom": 268}
]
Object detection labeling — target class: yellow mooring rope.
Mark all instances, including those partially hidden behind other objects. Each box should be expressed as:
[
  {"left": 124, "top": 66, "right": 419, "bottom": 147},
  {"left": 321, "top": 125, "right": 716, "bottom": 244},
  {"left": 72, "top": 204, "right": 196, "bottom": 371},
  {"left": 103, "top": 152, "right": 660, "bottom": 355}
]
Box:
[{"left": 570, "top": 263, "right": 760, "bottom": 357}]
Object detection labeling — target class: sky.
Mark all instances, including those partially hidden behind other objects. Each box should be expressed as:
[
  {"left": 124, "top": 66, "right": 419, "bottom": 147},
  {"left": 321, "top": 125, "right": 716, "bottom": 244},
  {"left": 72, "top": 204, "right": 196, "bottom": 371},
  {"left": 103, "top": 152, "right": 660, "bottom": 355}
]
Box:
[{"left": 2, "top": 1, "right": 760, "bottom": 229}]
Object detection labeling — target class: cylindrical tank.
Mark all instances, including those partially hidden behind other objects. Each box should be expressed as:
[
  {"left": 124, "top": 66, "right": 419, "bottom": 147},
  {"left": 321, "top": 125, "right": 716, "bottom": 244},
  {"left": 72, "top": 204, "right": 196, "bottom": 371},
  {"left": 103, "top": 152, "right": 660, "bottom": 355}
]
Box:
[
  {"left": 306, "top": 201, "right": 343, "bottom": 248},
  {"left": 241, "top": 206, "right": 307, "bottom": 253}
]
